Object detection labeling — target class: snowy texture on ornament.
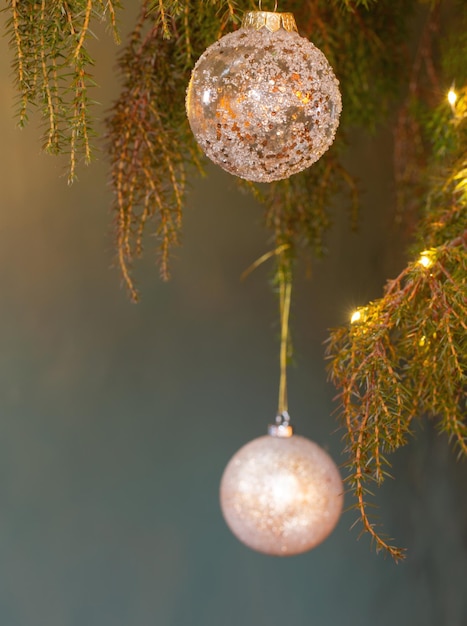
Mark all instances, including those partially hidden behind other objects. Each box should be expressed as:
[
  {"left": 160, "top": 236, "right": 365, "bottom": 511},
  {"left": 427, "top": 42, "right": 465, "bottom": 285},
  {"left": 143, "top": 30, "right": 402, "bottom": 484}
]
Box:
[
  {"left": 220, "top": 434, "right": 344, "bottom": 555},
  {"left": 186, "top": 12, "right": 342, "bottom": 183}
]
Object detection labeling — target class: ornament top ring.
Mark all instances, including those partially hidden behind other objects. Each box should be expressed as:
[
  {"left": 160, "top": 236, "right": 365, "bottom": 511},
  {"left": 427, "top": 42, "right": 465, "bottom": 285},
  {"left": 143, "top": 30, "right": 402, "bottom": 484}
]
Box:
[
  {"left": 242, "top": 10, "right": 297, "bottom": 32},
  {"left": 186, "top": 10, "right": 342, "bottom": 183}
]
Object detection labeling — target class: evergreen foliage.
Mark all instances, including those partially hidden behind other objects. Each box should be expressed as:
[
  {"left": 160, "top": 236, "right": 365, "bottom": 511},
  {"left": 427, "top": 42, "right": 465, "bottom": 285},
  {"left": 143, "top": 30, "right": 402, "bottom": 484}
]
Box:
[
  {"left": 327, "top": 83, "right": 467, "bottom": 558},
  {"left": 6, "top": 0, "right": 120, "bottom": 182},
  {"left": 3, "top": 0, "right": 466, "bottom": 558}
]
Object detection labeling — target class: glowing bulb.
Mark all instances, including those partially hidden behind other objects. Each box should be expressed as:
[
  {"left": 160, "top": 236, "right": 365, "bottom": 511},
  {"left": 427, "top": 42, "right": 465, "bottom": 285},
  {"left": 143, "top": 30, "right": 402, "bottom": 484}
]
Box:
[
  {"left": 447, "top": 89, "right": 457, "bottom": 106},
  {"left": 350, "top": 310, "right": 362, "bottom": 324},
  {"left": 418, "top": 251, "right": 434, "bottom": 268}
]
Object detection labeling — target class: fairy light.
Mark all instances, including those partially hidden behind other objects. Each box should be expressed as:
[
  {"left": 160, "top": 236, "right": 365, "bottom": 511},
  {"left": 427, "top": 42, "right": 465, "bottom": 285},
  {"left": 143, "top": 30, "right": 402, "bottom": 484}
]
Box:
[
  {"left": 418, "top": 250, "right": 434, "bottom": 268},
  {"left": 351, "top": 309, "right": 362, "bottom": 324},
  {"left": 447, "top": 89, "right": 457, "bottom": 106}
]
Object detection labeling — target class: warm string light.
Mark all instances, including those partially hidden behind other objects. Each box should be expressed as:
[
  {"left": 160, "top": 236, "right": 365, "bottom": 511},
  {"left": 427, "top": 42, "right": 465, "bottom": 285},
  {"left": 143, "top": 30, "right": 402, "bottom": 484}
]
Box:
[
  {"left": 418, "top": 250, "right": 435, "bottom": 268},
  {"left": 350, "top": 306, "right": 368, "bottom": 325},
  {"left": 447, "top": 88, "right": 457, "bottom": 107},
  {"left": 350, "top": 250, "right": 436, "bottom": 325}
]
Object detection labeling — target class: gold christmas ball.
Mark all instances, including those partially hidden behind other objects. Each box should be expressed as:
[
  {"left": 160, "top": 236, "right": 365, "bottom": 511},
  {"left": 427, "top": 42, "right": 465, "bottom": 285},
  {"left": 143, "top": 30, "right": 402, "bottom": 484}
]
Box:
[
  {"left": 186, "top": 11, "right": 342, "bottom": 182},
  {"left": 220, "top": 434, "right": 344, "bottom": 556}
]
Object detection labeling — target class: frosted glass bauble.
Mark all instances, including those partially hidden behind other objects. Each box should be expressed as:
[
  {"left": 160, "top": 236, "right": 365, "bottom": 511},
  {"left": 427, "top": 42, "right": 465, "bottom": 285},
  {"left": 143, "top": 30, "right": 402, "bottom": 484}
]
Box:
[
  {"left": 220, "top": 434, "right": 344, "bottom": 556},
  {"left": 186, "top": 11, "right": 342, "bottom": 182}
]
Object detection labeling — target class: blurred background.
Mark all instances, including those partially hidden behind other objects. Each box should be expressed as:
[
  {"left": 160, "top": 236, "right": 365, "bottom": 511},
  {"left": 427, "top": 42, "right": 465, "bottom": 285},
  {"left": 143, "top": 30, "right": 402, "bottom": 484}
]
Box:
[{"left": 0, "top": 8, "right": 466, "bottom": 626}]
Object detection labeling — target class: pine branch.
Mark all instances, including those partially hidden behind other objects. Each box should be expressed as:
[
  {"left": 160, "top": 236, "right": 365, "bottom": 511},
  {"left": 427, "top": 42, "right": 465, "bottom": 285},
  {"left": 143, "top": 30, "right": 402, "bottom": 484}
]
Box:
[
  {"left": 326, "top": 78, "right": 467, "bottom": 557},
  {"left": 5, "top": 0, "right": 121, "bottom": 181},
  {"left": 105, "top": 0, "right": 233, "bottom": 298},
  {"left": 5, "top": 0, "right": 418, "bottom": 293},
  {"left": 327, "top": 233, "right": 467, "bottom": 557}
]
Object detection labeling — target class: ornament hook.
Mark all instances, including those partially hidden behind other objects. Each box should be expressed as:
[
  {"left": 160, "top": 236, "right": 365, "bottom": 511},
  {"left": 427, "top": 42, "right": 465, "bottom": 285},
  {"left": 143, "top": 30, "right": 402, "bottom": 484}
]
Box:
[
  {"left": 258, "top": 0, "right": 278, "bottom": 12},
  {"left": 268, "top": 411, "right": 293, "bottom": 437}
]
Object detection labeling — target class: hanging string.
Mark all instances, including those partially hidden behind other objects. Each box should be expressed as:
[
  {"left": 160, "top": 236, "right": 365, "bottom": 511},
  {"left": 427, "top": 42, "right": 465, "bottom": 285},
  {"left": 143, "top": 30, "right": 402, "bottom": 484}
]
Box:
[
  {"left": 240, "top": 243, "right": 292, "bottom": 421},
  {"left": 240, "top": 243, "right": 289, "bottom": 282},
  {"left": 277, "top": 267, "right": 292, "bottom": 417}
]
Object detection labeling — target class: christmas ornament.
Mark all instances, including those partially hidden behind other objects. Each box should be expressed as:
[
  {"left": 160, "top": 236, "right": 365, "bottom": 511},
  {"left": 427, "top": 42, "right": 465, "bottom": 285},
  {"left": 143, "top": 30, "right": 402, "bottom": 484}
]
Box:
[
  {"left": 219, "top": 262, "right": 343, "bottom": 556},
  {"left": 186, "top": 9, "right": 342, "bottom": 183},
  {"left": 220, "top": 413, "right": 344, "bottom": 556}
]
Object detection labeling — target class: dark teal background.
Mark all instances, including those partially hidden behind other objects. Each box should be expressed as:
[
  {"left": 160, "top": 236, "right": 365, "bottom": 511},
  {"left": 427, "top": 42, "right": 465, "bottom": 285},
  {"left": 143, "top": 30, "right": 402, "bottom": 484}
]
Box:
[{"left": 0, "top": 10, "right": 466, "bottom": 626}]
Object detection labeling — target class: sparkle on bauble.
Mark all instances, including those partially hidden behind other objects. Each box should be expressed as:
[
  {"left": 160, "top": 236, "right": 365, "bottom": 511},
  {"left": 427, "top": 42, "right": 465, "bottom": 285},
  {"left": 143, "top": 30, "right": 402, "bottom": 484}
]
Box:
[
  {"left": 220, "top": 433, "right": 344, "bottom": 556},
  {"left": 186, "top": 11, "right": 342, "bottom": 183}
]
